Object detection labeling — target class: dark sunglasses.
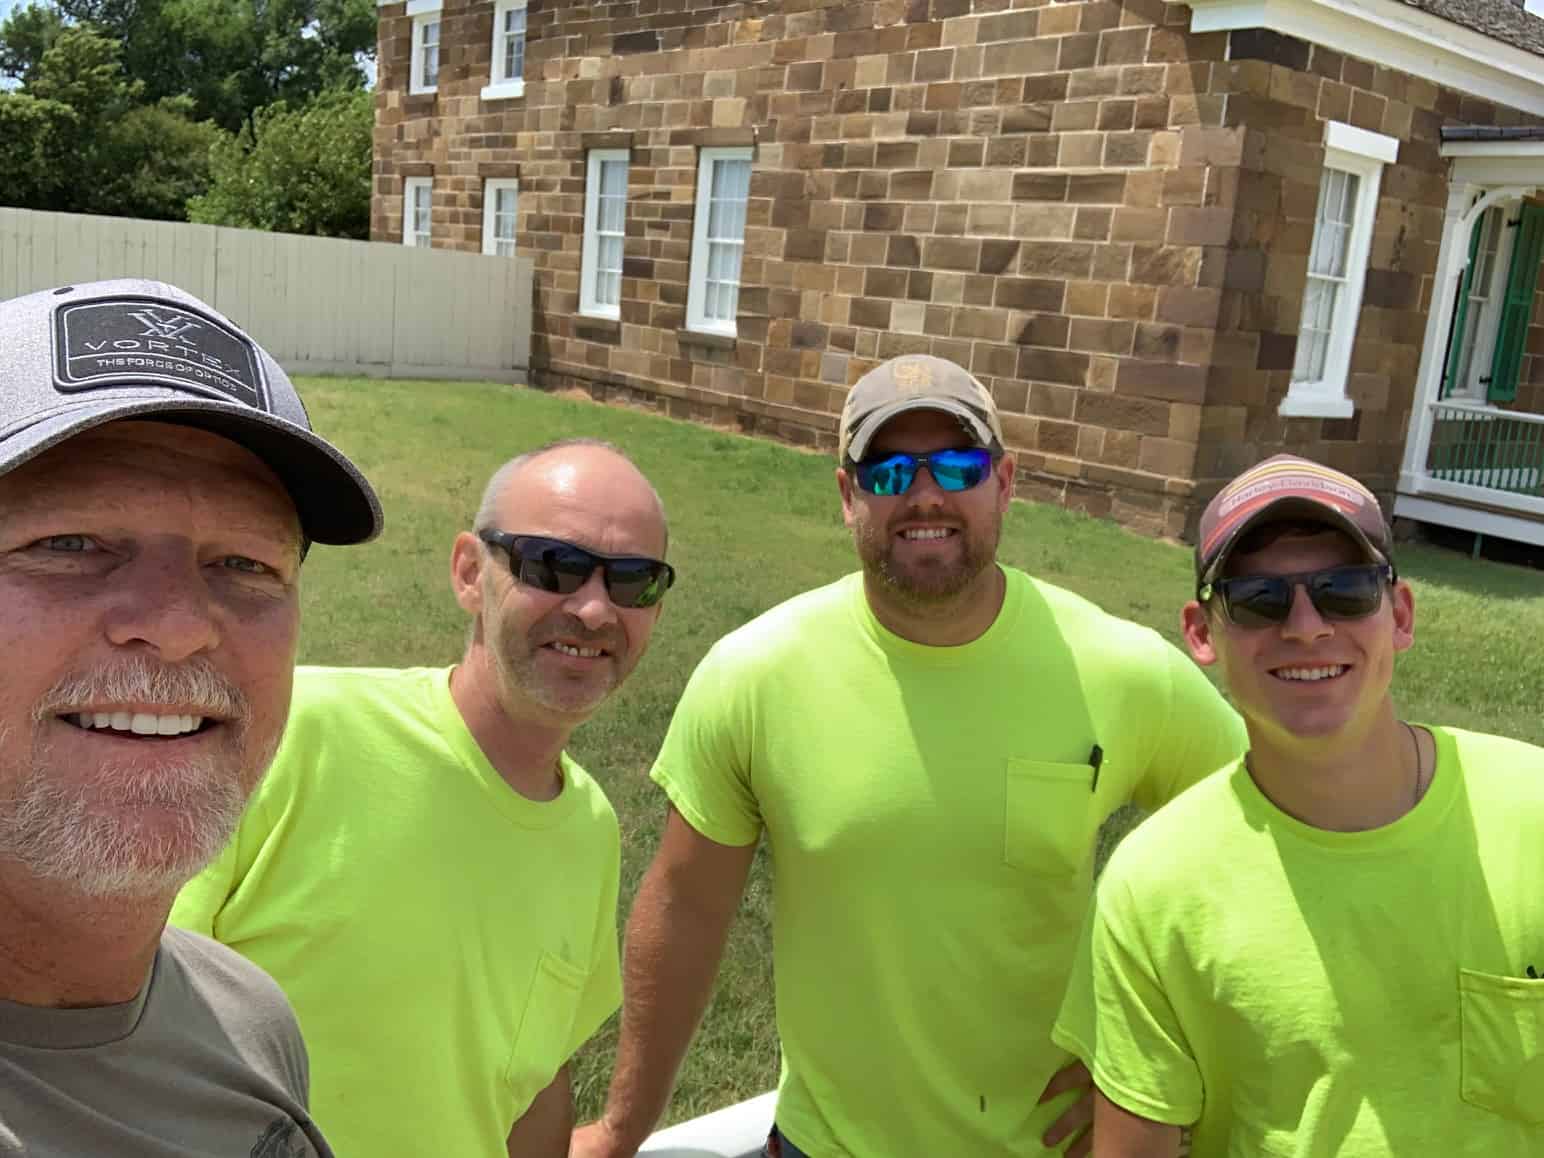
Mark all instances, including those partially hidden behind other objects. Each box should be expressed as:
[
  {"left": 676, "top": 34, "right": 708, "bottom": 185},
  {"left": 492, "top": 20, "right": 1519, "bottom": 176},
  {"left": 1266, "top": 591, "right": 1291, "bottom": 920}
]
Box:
[
  {"left": 477, "top": 531, "right": 675, "bottom": 609},
  {"left": 852, "top": 447, "right": 996, "bottom": 497},
  {"left": 1199, "top": 563, "right": 1394, "bottom": 629}
]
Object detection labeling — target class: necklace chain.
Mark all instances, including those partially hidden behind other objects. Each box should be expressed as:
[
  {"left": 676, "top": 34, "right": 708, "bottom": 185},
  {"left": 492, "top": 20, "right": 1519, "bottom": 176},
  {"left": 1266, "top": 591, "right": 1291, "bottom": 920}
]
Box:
[{"left": 1405, "top": 721, "right": 1425, "bottom": 806}]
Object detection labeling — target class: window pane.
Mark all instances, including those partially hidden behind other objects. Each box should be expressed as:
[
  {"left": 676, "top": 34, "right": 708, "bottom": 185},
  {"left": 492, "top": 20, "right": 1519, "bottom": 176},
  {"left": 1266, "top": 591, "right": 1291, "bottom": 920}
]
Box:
[
  {"left": 502, "top": 8, "right": 526, "bottom": 81},
  {"left": 602, "top": 159, "right": 627, "bottom": 197}
]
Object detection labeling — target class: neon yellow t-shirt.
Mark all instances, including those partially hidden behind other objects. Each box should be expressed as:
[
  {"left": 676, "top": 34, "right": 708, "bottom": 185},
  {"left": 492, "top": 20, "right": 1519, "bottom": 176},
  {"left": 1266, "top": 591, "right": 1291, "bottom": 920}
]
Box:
[
  {"left": 652, "top": 569, "right": 1246, "bottom": 1157},
  {"left": 171, "top": 667, "right": 621, "bottom": 1158},
  {"left": 1053, "top": 726, "right": 1544, "bottom": 1155}
]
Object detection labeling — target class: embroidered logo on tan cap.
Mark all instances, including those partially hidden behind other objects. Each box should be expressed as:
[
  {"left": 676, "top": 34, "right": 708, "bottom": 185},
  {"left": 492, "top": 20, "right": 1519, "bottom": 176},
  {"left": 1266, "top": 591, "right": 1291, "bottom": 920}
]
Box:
[{"left": 892, "top": 358, "right": 933, "bottom": 395}]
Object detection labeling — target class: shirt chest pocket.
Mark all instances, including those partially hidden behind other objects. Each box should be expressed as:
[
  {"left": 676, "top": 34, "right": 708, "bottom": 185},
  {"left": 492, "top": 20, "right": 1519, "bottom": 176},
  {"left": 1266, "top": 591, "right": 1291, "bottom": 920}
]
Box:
[
  {"left": 506, "top": 951, "right": 588, "bottom": 1107},
  {"left": 1459, "top": 968, "right": 1544, "bottom": 1125},
  {"left": 1004, "top": 757, "right": 1096, "bottom": 877}
]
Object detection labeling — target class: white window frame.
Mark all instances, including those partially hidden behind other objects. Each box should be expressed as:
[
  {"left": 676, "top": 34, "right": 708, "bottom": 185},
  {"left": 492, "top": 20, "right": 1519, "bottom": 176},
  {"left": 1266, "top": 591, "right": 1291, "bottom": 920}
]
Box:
[
  {"left": 580, "top": 149, "right": 629, "bottom": 321},
  {"left": 408, "top": 3, "right": 441, "bottom": 96},
  {"left": 1280, "top": 121, "right": 1399, "bottom": 420},
  {"left": 481, "top": 178, "right": 519, "bottom": 257},
  {"left": 685, "top": 147, "right": 754, "bottom": 338},
  {"left": 401, "top": 177, "right": 432, "bottom": 247},
  {"left": 481, "top": 0, "right": 528, "bottom": 101}
]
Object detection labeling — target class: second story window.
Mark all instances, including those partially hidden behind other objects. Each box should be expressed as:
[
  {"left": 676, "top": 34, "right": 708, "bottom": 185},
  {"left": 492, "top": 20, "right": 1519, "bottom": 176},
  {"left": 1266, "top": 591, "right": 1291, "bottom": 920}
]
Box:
[
  {"left": 410, "top": 9, "right": 441, "bottom": 95},
  {"left": 483, "top": 0, "right": 528, "bottom": 100},
  {"left": 1281, "top": 121, "right": 1398, "bottom": 420}
]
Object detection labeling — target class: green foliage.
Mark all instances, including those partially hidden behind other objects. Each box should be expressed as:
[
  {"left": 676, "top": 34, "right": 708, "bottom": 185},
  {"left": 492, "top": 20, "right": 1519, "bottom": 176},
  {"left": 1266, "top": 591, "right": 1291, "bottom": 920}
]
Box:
[
  {"left": 188, "top": 86, "right": 372, "bottom": 238},
  {"left": 0, "top": 91, "right": 77, "bottom": 207},
  {"left": 0, "top": 2, "right": 67, "bottom": 83},
  {"left": 52, "top": 0, "right": 375, "bottom": 133},
  {"left": 6, "top": 25, "right": 224, "bottom": 220},
  {"left": 0, "top": 0, "right": 377, "bottom": 227},
  {"left": 94, "top": 97, "right": 228, "bottom": 220}
]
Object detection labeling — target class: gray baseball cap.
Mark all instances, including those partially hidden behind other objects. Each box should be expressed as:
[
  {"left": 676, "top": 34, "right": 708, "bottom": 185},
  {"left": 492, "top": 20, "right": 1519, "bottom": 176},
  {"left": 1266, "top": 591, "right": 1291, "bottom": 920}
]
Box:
[
  {"left": 838, "top": 354, "right": 1006, "bottom": 463},
  {"left": 0, "top": 279, "right": 382, "bottom": 545}
]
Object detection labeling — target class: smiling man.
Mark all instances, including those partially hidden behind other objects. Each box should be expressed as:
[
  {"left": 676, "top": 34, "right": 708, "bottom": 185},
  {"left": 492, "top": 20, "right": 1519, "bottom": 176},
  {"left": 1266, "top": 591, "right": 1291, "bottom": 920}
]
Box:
[
  {"left": 173, "top": 440, "right": 673, "bottom": 1157},
  {"left": 573, "top": 355, "right": 1246, "bottom": 1158},
  {"left": 0, "top": 279, "right": 381, "bottom": 1155},
  {"left": 1053, "top": 456, "right": 1544, "bottom": 1156}
]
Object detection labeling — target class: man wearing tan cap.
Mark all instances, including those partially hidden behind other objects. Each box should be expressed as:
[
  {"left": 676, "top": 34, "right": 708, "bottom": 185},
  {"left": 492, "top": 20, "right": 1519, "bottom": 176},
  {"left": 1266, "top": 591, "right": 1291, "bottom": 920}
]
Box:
[
  {"left": 573, "top": 355, "right": 1246, "bottom": 1158},
  {"left": 1053, "top": 456, "right": 1544, "bottom": 1156}
]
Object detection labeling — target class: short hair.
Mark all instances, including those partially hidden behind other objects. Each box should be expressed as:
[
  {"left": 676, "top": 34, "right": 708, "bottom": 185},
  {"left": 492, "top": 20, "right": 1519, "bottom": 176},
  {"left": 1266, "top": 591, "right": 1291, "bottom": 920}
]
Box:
[{"left": 471, "top": 438, "right": 669, "bottom": 548}]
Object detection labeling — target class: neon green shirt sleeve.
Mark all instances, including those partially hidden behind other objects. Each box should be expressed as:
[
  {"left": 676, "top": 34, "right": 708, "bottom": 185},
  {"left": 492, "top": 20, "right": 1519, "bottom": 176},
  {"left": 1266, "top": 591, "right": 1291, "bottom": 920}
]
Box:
[{"left": 650, "top": 636, "right": 763, "bottom": 847}]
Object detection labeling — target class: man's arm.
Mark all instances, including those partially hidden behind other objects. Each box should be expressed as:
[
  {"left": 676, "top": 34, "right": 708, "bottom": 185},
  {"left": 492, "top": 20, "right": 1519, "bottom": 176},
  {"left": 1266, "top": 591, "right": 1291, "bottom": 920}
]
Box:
[
  {"left": 508, "top": 1065, "right": 574, "bottom": 1158},
  {"left": 570, "top": 807, "right": 757, "bottom": 1158},
  {"left": 1092, "top": 1091, "right": 1183, "bottom": 1158}
]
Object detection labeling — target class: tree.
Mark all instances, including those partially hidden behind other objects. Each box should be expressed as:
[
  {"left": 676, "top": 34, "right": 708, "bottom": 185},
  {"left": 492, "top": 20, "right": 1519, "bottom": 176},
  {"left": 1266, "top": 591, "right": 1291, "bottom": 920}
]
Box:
[
  {"left": 0, "top": 3, "right": 67, "bottom": 84},
  {"left": 189, "top": 85, "right": 371, "bottom": 238},
  {"left": 12, "top": 25, "right": 225, "bottom": 219},
  {"left": 47, "top": 0, "right": 377, "bottom": 133},
  {"left": 0, "top": 92, "right": 77, "bottom": 207}
]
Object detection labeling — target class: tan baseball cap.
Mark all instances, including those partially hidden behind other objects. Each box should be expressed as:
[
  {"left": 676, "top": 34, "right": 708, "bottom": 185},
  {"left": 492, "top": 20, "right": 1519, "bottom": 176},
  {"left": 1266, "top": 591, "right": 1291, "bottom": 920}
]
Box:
[
  {"left": 1195, "top": 455, "right": 1391, "bottom": 590},
  {"left": 838, "top": 354, "right": 1005, "bottom": 462}
]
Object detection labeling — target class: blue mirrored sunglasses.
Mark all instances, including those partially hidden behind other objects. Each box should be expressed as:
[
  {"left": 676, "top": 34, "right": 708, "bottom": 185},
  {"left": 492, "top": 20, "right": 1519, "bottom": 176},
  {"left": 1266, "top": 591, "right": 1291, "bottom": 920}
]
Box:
[{"left": 852, "top": 447, "right": 996, "bottom": 497}]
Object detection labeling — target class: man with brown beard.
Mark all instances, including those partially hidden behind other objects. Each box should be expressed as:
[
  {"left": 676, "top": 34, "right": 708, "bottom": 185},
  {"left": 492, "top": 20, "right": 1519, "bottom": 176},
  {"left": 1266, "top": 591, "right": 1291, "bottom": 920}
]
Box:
[
  {"left": 174, "top": 440, "right": 675, "bottom": 1158},
  {"left": 572, "top": 355, "right": 1247, "bottom": 1158},
  {"left": 0, "top": 278, "right": 381, "bottom": 1155}
]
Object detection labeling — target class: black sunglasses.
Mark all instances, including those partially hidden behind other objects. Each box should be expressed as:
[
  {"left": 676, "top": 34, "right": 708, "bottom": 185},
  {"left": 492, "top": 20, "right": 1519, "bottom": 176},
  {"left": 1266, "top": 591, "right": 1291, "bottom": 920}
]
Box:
[
  {"left": 1199, "top": 563, "right": 1394, "bottom": 629},
  {"left": 478, "top": 531, "right": 675, "bottom": 609},
  {"left": 851, "top": 447, "right": 996, "bottom": 497}
]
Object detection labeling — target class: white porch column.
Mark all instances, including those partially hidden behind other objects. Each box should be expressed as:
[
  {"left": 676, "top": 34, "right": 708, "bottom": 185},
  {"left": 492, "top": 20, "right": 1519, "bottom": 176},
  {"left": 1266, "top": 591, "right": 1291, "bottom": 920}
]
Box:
[{"left": 1399, "top": 181, "right": 1479, "bottom": 492}]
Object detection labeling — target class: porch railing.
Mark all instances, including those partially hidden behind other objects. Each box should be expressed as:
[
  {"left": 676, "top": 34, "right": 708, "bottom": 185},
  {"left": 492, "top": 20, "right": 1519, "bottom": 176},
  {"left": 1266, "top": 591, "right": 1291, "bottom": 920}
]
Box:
[{"left": 1424, "top": 404, "right": 1544, "bottom": 496}]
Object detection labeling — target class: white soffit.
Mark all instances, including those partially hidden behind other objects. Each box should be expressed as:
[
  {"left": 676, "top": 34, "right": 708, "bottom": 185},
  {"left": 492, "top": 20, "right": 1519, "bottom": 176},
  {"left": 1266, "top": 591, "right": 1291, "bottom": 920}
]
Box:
[{"left": 1190, "top": 0, "right": 1544, "bottom": 116}]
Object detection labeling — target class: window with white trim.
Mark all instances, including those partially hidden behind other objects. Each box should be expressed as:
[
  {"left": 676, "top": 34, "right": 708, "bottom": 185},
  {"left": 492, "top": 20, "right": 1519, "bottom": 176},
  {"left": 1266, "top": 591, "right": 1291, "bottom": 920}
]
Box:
[
  {"left": 482, "top": 178, "right": 519, "bottom": 257},
  {"left": 580, "top": 150, "right": 628, "bottom": 320},
  {"left": 410, "top": 12, "right": 440, "bottom": 95},
  {"left": 402, "top": 177, "right": 432, "bottom": 247},
  {"left": 1282, "top": 121, "right": 1399, "bottom": 419},
  {"left": 686, "top": 147, "right": 753, "bottom": 337},
  {"left": 482, "top": 0, "right": 527, "bottom": 100}
]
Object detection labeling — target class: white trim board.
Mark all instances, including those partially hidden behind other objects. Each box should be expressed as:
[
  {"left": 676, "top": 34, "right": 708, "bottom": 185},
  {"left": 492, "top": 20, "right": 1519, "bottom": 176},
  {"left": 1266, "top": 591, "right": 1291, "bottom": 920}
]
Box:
[
  {"left": 1441, "top": 141, "right": 1544, "bottom": 160},
  {"left": 1189, "top": 0, "right": 1544, "bottom": 116},
  {"left": 1393, "top": 493, "right": 1544, "bottom": 546}
]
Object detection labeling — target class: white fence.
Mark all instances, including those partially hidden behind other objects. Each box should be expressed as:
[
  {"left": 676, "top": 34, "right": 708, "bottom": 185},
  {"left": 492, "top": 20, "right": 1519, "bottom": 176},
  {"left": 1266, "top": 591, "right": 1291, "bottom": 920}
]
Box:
[{"left": 0, "top": 208, "right": 533, "bottom": 381}]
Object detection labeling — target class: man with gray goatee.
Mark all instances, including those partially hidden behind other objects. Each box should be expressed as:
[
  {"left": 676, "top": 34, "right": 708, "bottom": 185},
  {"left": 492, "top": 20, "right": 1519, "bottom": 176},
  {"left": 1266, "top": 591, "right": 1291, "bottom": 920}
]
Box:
[{"left": 0, "top": 279, "right": 381, "bottom": 1155}]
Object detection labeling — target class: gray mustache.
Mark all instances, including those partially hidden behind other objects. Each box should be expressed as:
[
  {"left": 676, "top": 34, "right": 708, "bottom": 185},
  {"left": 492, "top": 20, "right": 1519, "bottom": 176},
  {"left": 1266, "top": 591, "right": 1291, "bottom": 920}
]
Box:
[{"left": 31, "top": 656, "right": 248, "bottom": 724}]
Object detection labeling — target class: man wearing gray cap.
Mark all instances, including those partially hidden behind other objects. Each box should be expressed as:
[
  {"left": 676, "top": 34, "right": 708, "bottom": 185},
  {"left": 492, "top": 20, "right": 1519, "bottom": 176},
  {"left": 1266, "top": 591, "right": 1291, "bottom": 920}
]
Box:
[
  {"left": 1054, "top": 455, "right": 1544, "bottom": 1157},
  {"left": 573, "top": 355, "right": 1246, "bottom": 1158},
  {"left": 0, "top": 279, "right": 380, "bottom": 1155}
]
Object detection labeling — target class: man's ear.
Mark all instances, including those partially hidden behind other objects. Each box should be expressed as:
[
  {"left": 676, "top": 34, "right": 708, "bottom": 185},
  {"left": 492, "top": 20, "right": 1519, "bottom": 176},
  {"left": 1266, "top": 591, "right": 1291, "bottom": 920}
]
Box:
[
  {"left": 994, "top": 451, "right": 1016, "bottom": 514},
  {"left": 1181, "top": 600, "right": 1220, "bottom": 667},
  {"left": 1391, "top": 578, "right": 1415, "bottom": 654},
  {"left": 837, "top": 465, "right": 858, "bottom": 529},
  {"left": 450, "top": 531, "right": 485, "bottom": 615}
]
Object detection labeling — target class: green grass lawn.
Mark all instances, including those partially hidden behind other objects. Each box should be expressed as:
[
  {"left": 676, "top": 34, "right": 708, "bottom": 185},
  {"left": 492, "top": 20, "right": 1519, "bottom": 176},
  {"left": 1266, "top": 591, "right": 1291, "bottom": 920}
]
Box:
[{"left": 294, "top": 376, "right": 1544, "bottom": 1126}]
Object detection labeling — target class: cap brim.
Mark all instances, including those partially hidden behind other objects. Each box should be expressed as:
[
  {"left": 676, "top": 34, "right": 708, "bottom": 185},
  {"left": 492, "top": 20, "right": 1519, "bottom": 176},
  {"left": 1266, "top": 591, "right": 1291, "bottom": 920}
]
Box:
[
  {"left": 1199, "top": 496, "right": 1383, "bottom": 588},
  {"left": 845, "top": 398, "right": 998, "bottom": 461},
  {"left": 0, "top": 399, "right": 382, "bottom": 546}
]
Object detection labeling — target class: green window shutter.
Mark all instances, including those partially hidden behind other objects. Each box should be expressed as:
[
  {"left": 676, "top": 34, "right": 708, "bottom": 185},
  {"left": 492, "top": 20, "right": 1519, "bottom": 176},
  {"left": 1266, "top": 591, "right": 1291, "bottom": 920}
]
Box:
[
  {"left": 1442, "top": 216, "right": 1487, "bottom": 400},
  {"left": 1488, "top": 201, "right": 1544, "bottom": 405}
]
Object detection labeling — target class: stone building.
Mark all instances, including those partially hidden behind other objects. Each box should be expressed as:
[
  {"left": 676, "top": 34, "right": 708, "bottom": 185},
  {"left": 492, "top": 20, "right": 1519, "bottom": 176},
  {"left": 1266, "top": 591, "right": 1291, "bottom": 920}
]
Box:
[{"left": 371, "top": 0, "right": 1544, "bottom": 544}]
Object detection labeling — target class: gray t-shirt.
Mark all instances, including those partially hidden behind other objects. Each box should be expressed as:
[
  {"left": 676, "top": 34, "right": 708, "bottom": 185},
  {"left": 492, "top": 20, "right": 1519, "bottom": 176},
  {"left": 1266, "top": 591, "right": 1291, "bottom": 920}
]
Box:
[{"left": 0, "top": 926, "right": 333, "bottom": 1157}]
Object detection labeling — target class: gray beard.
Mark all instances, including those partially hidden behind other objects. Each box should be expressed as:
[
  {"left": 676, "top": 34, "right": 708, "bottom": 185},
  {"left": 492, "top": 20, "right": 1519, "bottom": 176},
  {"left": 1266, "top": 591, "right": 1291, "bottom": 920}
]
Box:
[{"left": 0, "top": 656, "right": 264, "bottom": 898}]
